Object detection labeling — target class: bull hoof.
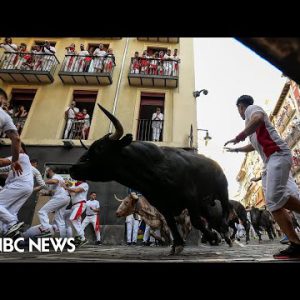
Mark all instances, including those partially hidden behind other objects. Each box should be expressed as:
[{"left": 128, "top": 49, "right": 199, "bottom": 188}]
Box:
[{"left": 174, "top": 245, "right": 184, "bottom": 255}]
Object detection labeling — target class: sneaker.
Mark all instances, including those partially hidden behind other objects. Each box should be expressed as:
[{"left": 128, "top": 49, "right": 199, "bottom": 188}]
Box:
[
  {"left": 280, "top": 235, "right": 289, "bottom": 244},
  {"left": 96, "top": 241, "right": 102, "bottom": 246},
  {"left": 126, "top": 242, "right": 132, "bottom": 246},
  {"left": 35, "top": 230, "right": 52, "bottom": 238},
  {"left": 5, "top": 222, "right": 25, "bottom": 237},
  {"left": 273, "top": 242, "right": 300, "bottom": 259},
  {"left": 132, "top": 242, "right": 137, "bottom": 246},
  {"left": 76, "top": 238, "right": 88, "bottom": 248}
]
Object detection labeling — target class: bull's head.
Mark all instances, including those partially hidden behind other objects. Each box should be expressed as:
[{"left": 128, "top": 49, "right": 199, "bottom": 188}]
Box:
[
  {"left": 115, "top": 192, "right": 139, "bottom": 217},
  {"left": 69, "top": 104, "right": 133, "bottom": 181}
]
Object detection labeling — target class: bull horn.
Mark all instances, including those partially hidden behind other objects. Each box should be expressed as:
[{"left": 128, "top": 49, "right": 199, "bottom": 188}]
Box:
[
  {"left": 97, "top": 104, "right": 123, "bottom": 140},
  {"left": 114, "top": 194, "right": 123, "bottom": 202},
  {"left": 79, "top": 139, "right": 89, "bottom": 150},
  {"left": 130, "top": 192, "right": 139, "bottom": 200}
]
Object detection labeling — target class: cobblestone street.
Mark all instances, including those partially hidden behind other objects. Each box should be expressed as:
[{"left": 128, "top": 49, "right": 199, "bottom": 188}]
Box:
[{"left": 0, "top": 236, "right": 298, "bottom": 262}]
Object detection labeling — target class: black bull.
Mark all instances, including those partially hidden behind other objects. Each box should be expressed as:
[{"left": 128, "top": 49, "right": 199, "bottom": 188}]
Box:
[{"left": 70, "top": 104, "right": 233, "bottom": 254}]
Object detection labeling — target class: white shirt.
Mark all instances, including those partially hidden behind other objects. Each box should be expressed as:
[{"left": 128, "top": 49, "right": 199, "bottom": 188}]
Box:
[
  {"left": 5, "top": 153, "right": 33, "bottom": 187},
  {"left": 43, "top": 46, "right": 56, "bottom": 55},
  {"left": 49, "top": 174, "right": 69, "bottom": 198},
  {"left": 78, "top": 50, "right": 89, "bottom": 56},
  {"left": 66, "top": 107, "right": 79, "bottom": 119},
  {"left": 0, "top": 43, "right": 18, "bottom": 52},
  {"left": 32, "top": 166, "right": 46, "bottom": 188},
  {"left": 152, "top": 112, "right": 164, "bottom": 129},
  {"left": 69, "top": 182, "right": 89, "bottom": 204},
  {"left": 86, "top": 199, "right": 100, "bottom": 216},
  {"left": 93, "top": 49, "right": 106, "bottom": 57},
  {"left": 0, "top": 107, "right": 18, "bottom": 136}
]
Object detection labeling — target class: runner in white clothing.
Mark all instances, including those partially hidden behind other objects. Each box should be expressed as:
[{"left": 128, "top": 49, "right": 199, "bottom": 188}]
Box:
[
  {"left": 0, "top": 88, "right": 23, "bottom": 175},
  {"left": 63, "top": 180, "right": 89, "bottom": 247},
  {"left": 37, "top": 167, "right": 70, "bottom": 238},
  {"left": 0, "top": 143, "right": 33, "bottom": 237},
  {"left": 81, "top": 192, "right": 101, "bottom": 245},
  {"left": 225, "top": 95, "right": 300, "bottom": 259}
]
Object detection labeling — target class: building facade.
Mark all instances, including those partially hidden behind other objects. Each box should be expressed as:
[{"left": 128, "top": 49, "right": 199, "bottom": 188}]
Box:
[{"left": 0, "top": 37, "right": 197, "bottom": 230}]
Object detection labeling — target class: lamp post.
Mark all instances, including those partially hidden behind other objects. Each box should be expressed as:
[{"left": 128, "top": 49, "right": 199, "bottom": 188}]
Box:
[
  {"left": 193, "top": 89, "right": 208, "bottom": 99},
  {"left": 197, "top": 128, "right": 212, "bottom": 146}
]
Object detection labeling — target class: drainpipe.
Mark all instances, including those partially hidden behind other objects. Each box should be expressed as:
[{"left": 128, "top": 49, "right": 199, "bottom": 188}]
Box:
[{"left": 109, "top": 37, "right": 130, "bottom": 133}]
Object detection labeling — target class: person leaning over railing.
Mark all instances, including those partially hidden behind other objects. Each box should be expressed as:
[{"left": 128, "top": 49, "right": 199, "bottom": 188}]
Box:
[
  {"left": 93, "top": 43, "right": 106, "bottom": 72},
  {"left": 0, "top": 37, "right": 18, "bottom": 69},
  {"left": 130, "top": 51, "right": 140, "bottom": 74},
  {"left": 103, "top": 48, "right": 116, "bottom": 73},
  {"left": 76, "top": 44, "right": 89, "bottom": 72},
  {"left": 41, "top": 41, "right": 56, "bottom": 72},
  {"left": 171, "top": 49, "right": 180, "bottom": 76},
  {"left": 64, "top": 43, "right": 76, "bottom": 72}
]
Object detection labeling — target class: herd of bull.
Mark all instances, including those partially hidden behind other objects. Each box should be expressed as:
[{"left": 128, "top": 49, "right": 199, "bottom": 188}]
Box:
[
  {"left": 69, "top": 104, "right": 281, "bottom": 255},
  {"left": 114, "top": 192, "right": 279, "bottom": 248}
]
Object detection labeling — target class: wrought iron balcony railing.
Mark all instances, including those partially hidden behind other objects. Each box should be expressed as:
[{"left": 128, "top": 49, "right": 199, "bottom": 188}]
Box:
[
  {"left": 0, "top": 51, "right": 59, "bottom": 83},
  {"left": 136, "top": 119, "right": 164, "bottom": 142},
  {"left": 63, "top": 117, "right": 91, "bottom": 140},
  {"left": 59, "top": 54, "right": 115, "bottom": 85},
  {"left": 128, "top": 57, "right": 179, "bottom": 88}
]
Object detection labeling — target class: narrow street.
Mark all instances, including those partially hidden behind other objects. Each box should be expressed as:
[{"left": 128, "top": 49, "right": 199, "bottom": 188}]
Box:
[{"left": 0, "top": 236, "right": 297, "bottom": 262}]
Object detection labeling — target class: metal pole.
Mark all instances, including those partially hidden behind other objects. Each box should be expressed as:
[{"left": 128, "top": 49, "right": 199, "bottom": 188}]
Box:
[{"left": 109, "top": 37, "right": 129, "bottom": 133}]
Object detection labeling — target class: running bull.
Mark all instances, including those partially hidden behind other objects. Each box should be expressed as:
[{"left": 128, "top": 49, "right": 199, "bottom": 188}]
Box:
[
  {"left": 114, "top": 192, "right": 192, "bottom": 244},
  {"left": 70, "top": 104, "right": 232, "bottom": 255}
]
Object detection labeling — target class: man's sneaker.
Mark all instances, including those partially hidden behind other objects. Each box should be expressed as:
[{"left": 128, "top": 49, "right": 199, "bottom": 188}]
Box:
[
  {"left": 35, "top": 229, "right": 52, "bottom": 238},
  {"left": 280, "top": 235, "right": 289, "bottom": 245},
  {"left": 76, "top": 238, "right": 88, "bottom": 248},
  {"left": 96, "top": 241, "right": 102, "bottom": 246},
  {"left": 4, "top": 222, "right": 25, "bottom": 237},
  {"left": 273, "top": 242, "right": 300, "bottom": 259},
  {"left": 126, "top": 242, "right": 132, "bottom": 246}
]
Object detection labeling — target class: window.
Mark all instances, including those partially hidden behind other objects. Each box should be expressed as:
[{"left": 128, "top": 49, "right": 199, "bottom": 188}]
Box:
[
  {"left": 147, "top": 47, "right": 168, "bottom": 56},
  {"left": 8, "top": 89, "right": 37, "bottom": 135},
  {"left": 63, "top": 90, "right": 98, "bottom": 140},
  {"left": 137, "top": 92, "right": 165, "bottom": 142}
]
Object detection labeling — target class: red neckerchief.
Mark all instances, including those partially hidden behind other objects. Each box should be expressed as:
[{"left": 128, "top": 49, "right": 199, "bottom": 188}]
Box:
[{"left": 75, "top": 181, "right": 83, "bottom": 186}]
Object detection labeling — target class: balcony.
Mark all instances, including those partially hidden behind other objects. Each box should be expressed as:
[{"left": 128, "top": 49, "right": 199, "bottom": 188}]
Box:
[
  {"left": 285, "top": 125, "right": 300, "bottom": 148},
  {"left": 136, "top": 119, "right": 164, "bottom": 142},
  {"left": 0, "top": 52, "right": 59, "bottom": 83},
  {"left": 63, "top": 118, "right": 90, "bottom": 140},
  {"left": 137, "top": 37, "right": 179, "bottom": 43},
  {"left": 128, "top": 57, "right": 178, "bottom": 88},
  {"left": 59, "top": 55, "right": 114, "bottom": 85}
]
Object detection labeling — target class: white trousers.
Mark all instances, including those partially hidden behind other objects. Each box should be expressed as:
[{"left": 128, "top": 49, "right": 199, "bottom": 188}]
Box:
[
  {"left": 38, "top": 196, "right": 70, "bottom": 235},
  {"left": 69, "top": 202, "right": 86, "bottom": 239},
  {"left": 64, "top": 119, "right": 74, "bottom": 139},
  {"left": 23, "top": 223, "right": 58, "bottom": 239},
  {"left": 0, "top": 183, "right": 33, "bottom": 232},
  {"left": 262, "top": 152, "right": 300, "bottom": 212},
  {"left": 143, "top": 224, "right": 151, "bottom": 242},
  {"left": 152, "top": 127, "right": 161, "bottom": 141},
  {"left": 126, "top": 219, "right": 139, "bottom": 243},
  {"left": 82, "top": 215, "right": 101, "bottom": 241}
]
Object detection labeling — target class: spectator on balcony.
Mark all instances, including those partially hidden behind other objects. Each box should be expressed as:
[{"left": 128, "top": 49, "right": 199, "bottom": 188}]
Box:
[
  {"left": 103, "top": 48, "right": 115, "bottom": 73},
  {"left": 81, "top": 109, "right": 90, "bottom": 140},
  {"left": 93, "top": 44, "right": 106, "bottom": 73},
  {"left": 140, "top": 50, "right": 149, "bottom": 74},
  {"left": 163, "top": 49, "right": 173, "bottom": 76},
  {"left": 84, "top": 46, "right": 94, "bottom": 72},
  {"left": 151, "top": 107, "right": 164, "bottom": 142},
  {"left": 76, "top": 44, "right": 89, "bottom": 72},
  {"left": 14, "top": 105, "right": 28, "bottom": 135},
  {"left": 0, "top": 38, "right": 18, "bottom": 69},
  {"left": 149, "top": 52, "right": 159, "bottom": 75},
  {"left": 15, "top": 43, "right": 28, "bottom": 69},
  {"left": 130, "top": 51, "right": 140, "bottom": 74},
  {"left": 157, "top": 51, "right": 165, "bottom": 75},
  {"left": 172, "top": 49, "right": 180, "bottom": 76},
  {"left": 64, "top": 101, "right": 79, "bottom": 139},
  {"left": 41, "top": 41, "right": 56, "bottom": 71},
  {"left": 32, "top": 45, "right": 44, "bottom": 71},
  {"left": 64, "top": 43, "right": 76, "bottom": 72}
]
